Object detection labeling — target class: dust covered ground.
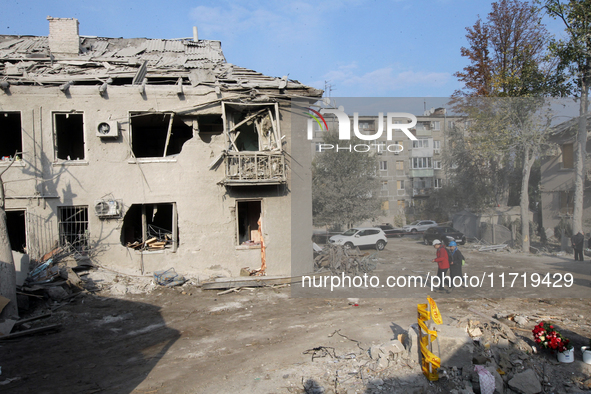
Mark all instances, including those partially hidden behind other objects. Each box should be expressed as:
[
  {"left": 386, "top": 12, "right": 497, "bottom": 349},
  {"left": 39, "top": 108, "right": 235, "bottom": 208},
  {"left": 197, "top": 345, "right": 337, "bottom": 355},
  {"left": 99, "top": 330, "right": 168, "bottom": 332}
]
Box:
[{"left": 1, "top": 236, "right": 591, "bottom": 394}]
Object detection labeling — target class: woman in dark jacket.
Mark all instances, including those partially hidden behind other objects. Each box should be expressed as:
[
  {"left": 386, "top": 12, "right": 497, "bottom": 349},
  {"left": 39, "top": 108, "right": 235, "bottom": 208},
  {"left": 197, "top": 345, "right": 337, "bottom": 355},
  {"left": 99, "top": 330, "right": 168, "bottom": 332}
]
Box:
[{"left": 448, "top": 241, "right": 465, "bottom": 289}]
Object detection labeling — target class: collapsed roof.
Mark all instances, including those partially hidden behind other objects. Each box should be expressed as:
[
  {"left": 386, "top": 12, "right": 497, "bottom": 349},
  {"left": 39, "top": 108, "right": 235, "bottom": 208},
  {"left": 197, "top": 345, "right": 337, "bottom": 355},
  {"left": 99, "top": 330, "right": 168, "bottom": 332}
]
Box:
[{"left": 0, "top": 18, "right": 322, "bottom": 97}]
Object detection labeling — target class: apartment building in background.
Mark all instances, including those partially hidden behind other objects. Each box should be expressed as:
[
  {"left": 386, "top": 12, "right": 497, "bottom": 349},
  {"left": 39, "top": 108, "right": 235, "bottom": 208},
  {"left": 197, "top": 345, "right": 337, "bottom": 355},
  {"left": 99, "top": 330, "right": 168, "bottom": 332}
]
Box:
[{"left": 311, "top": 107, "right": 461, "bottom": 223}]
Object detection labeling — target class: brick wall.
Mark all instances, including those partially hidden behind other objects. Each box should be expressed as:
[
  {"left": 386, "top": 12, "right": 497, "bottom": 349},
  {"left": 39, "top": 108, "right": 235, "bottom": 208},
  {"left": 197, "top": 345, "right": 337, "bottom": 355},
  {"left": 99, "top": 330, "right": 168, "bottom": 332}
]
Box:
[{"left": 47, "top": 17, "right": 80, "bottom": 56}]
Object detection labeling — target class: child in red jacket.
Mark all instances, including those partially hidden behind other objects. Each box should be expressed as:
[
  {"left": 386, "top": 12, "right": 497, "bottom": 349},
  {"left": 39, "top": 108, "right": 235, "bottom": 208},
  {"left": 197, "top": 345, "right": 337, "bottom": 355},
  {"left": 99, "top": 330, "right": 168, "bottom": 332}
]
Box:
[{"left": 432, "top": 239, "right": 450, "bottom": 292}]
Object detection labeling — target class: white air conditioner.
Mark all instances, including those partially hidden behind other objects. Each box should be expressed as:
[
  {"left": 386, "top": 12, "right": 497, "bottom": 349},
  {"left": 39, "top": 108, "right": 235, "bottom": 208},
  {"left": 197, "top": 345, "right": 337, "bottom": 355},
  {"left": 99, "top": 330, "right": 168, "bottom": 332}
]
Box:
[
  {"left": 94, "top": 200, "right": 121, "bottom": 218},
  {"left": 96, "top": 121, "right": 119, "bottom": 138}
]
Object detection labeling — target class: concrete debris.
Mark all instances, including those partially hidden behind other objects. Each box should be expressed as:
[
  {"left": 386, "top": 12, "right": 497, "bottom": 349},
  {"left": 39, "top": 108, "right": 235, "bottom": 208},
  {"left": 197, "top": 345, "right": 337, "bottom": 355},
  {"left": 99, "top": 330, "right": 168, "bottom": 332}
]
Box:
[
  {"left": 154, "top": 268, "right": 187, "bottom": 287},
  {"left": 478, "top": 244, "right": 508, "bottom": 252},
  {"left": 508, "top": 369, "right": 542, "bottom": 394},
  {"left": 0, "top": 34, "right": 321, "bottom": 96},
  {"left": 314, "top": 244, "right": 378, "bottom": 275},
  {"left": 290, "top": 308, "right": 588, "bottom": 394},
  {"left": 435, "top": 324, "right": 474, "bottom": 370},
  {"left": 46, "top": 286, "right": 69, "bottom": 301}
]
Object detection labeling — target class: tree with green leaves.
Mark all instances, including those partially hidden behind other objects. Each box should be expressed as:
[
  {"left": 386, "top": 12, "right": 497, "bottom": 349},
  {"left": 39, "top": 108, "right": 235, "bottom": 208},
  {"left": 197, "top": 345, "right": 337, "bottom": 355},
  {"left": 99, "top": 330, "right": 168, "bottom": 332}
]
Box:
[
  {"left": 543, "top": 0, "right": 591, "bottom": 234},
  {"left": 312, "top": 131, "right": 382, "bottom": 230}
]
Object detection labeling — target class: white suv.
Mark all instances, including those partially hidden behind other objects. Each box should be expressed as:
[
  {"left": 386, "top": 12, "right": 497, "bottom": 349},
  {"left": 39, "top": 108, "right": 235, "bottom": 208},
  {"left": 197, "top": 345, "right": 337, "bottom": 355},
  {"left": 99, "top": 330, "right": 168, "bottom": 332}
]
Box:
[
  {"left": 329, "top": 227, "right": 388, "bottom": 250},
  {"left": 402, "top": 220, "right": 438, "bottom": 233}
]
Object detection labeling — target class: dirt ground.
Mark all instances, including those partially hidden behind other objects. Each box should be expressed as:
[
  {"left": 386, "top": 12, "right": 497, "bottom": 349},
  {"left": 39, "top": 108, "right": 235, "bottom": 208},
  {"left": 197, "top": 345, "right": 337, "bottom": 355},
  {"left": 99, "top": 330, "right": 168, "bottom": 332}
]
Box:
[{"left": 1, "top": 236, "right": 591, "bottom": 394}]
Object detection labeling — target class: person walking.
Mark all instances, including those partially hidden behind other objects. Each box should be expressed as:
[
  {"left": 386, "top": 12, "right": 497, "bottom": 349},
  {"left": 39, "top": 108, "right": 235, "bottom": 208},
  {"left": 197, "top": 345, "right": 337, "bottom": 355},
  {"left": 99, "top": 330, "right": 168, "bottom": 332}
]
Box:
[
  {"left": 432, "top": 239, "right": 450, "bottom": 292},
  {"left": 448, "top": 241, "right": 465, "bottom": 290},
  {"left": 571, "top": 231, "right": 585, "bottom": 261}
]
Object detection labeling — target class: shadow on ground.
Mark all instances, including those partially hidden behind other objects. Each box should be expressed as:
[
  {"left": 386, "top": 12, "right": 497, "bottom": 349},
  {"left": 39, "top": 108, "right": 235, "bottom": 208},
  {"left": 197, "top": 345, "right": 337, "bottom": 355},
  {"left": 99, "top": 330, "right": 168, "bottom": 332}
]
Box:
[{"left": 0, "top": 294, "right": 180, "bottom": 394}]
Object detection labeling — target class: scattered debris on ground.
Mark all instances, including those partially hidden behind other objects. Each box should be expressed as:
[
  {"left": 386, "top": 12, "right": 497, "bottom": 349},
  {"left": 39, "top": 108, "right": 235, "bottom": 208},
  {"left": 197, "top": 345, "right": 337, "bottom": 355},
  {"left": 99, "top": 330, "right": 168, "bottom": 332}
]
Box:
[
  {"left": 0, "top": 238, "right": 589, "bottom": 393},
  {"left": 314, "top": 244, "right": 378, "bottom": 275}
]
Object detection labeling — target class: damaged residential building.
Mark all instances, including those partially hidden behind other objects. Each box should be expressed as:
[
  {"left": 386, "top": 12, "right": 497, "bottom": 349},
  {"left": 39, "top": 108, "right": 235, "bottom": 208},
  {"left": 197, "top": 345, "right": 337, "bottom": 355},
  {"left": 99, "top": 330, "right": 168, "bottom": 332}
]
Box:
[
  {"left": 540, "top": 114, "right": 591, "bottom": 234},
  {"left": 0, "top": 17, "right": 321, "bottom": 277}
]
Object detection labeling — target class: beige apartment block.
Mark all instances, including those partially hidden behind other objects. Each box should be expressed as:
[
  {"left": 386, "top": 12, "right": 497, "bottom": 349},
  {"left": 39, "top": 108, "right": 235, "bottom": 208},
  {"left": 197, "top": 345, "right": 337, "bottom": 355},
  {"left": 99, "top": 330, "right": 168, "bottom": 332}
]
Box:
[{"left": 311, "top": 107, "right": 461, "bottom": 223}]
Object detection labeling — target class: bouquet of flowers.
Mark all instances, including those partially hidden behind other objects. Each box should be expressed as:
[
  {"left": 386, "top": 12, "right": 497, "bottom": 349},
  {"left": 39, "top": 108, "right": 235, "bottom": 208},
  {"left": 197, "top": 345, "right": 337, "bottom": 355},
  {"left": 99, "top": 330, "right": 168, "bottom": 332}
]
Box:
[{"left": 532, "top": 321, "right": 572, "bottom": 352}]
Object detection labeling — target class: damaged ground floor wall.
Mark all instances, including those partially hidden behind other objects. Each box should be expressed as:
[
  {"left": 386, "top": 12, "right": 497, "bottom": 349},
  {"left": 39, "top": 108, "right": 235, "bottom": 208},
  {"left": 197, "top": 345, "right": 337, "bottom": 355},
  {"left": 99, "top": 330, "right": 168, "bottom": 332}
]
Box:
[{"left": 4, "top": 185, "right": 311, "bottom": 279}]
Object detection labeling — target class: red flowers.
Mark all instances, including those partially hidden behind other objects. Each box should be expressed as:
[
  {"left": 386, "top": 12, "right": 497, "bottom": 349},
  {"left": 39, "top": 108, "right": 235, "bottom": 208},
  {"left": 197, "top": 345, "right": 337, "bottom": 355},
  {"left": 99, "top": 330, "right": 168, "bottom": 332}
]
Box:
[{"left": 532, "top": 322, "right": 572, "bottom": 353}]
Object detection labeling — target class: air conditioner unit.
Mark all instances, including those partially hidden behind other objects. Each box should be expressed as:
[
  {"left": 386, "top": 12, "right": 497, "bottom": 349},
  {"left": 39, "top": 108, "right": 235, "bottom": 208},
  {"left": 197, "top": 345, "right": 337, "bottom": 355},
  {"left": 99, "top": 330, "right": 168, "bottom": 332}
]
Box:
[
  {"left": 96, "top": 121, "right": 119, "bottom": 138},
  {"left": 94, "top": 200, "right": 121, "bottom": 218}
]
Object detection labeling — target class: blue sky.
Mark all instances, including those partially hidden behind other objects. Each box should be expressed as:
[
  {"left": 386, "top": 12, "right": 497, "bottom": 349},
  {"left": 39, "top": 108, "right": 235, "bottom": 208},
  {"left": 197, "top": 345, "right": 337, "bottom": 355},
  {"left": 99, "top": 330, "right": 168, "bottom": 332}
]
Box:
[{"left": 2, "top": 0, "right": 567, "bottom": 97}]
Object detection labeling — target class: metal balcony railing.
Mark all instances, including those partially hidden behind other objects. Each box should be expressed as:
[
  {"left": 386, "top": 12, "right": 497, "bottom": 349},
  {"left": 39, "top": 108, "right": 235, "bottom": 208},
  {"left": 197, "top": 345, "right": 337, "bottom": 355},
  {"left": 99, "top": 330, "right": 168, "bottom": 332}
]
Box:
[{"left": 224, "top": 151, "right": 286, "bottom": 185}]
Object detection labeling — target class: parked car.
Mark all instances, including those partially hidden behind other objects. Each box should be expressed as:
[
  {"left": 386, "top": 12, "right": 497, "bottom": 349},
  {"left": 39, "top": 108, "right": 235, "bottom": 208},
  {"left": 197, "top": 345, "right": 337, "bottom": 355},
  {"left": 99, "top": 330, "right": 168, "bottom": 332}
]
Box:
[
  {"left": 422, "top": 226, "right": 466, "bottom": 246},
  {"left": 375, "top": 223, "right": 405, "bottom": 238},
  {"left": 329, "top": 227, "right": 388, "bottom": 250},
  {"left": 402, "top": 220, "right": 438, "bottom": 233}
]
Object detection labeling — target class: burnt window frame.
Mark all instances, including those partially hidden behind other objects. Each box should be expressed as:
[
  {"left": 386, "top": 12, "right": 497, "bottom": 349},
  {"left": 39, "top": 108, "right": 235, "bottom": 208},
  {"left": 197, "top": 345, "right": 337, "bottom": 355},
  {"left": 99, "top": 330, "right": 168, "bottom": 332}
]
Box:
[{"left": 53, "top": 111, "right": 86, "bottom": 162}]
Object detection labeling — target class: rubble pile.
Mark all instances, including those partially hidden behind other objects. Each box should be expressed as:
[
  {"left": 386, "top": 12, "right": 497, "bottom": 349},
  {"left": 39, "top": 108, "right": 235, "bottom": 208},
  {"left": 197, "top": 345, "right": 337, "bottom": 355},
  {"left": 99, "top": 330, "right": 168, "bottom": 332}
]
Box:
[
  {"left": 313, "top": 244, "right": 378, "bottom": 275},
  {"left": 126, "top": 225, "right": 174, "bottom": 251},
  {"left": 19, "top": 246, "right": 160, "bottom": 305},
  {"left": 290, "top": 330, "right": 433, "bottom": 394},
  {"left": 18, "top": 246, "right": 94, "bottom": 310},
  {"left": 296, "top": 314, "right": 591, "bottom": 394}
]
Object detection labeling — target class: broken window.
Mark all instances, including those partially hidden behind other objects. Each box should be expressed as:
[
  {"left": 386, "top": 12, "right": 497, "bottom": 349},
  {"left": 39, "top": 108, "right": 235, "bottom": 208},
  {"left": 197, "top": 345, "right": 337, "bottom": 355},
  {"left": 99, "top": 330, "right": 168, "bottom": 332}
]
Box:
[
  {"left": 0, "top": 112, "right": 23, "bottom": 161},
  {"left": 54, "top": 113, "right": 85, "bottom": 161},
  {"left": 560, "top": 191, "right": 574, "bottom": 215},
  {"left": 6, "top": 209, "right": 26, "bottom": 253},
  {"left": 130, "top": 112, "right": 193, "bottom": 158},
  {"left": 237, "top": 200, "right": 262, "bottom": 246},
  {"left": 58, "top": 206, "right": 89, "bottom": 252},
  {"left": 121, "top": 203, "right": 178, "bottom": 251},
  {"left": 196, "top": 114, "right": 223, "bottom": 143},
  {"left": 561, "top": 143, "right": 574, "bottom": 169},
  {"left": 223, "top": 103, "right": 281, "bottom": 152},
  {"left": 222, "top": 103, "right": 285, "bottom": 184}
]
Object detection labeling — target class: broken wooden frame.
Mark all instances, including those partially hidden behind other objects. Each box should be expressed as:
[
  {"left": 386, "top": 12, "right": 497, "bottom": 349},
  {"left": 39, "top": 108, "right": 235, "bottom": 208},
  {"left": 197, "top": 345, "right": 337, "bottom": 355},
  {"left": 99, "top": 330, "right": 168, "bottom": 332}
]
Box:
[
  {"left": 221, "top": 102, "right": 285, "bottom": 185},
  {"left": 123, "top": 203, "right": 178, "bottom": 253}
]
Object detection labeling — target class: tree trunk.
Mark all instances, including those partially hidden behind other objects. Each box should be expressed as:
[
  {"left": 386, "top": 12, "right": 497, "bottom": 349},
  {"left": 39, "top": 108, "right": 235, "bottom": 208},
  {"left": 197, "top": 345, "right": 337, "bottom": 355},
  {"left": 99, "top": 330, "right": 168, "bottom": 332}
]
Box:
[
  {"left": 573, "top": 76, "right": 588, "bottom": 234},
  {"left": 521, "top": 147, "right": 535, "bottom": 253},
  {"left": 0, "top": 208, "right": 18, "bottom": 319},
  {"left": 0, "top": 158, "right": 19, "bottom": 320}
]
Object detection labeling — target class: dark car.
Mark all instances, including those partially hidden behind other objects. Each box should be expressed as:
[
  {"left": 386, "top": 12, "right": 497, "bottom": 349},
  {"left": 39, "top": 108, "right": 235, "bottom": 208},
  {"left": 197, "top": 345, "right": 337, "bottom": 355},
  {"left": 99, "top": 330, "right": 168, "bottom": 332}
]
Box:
[
  {"left": 375, "top": 223, "right": 405, "bottom": 238},
  {"left": 422, "top": 226, "right": 466, "bottom": 246}
]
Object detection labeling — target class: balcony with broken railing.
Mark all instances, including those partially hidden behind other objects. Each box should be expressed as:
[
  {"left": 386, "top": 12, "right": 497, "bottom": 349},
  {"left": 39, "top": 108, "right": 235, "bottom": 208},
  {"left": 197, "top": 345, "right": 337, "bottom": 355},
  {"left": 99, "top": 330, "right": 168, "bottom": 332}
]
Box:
[
  {"left": 220, "top": 103, "right": 286, "bottom": 186},
  {"left": 224, "top": 152, "right": 285, "bottom": 185}
]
